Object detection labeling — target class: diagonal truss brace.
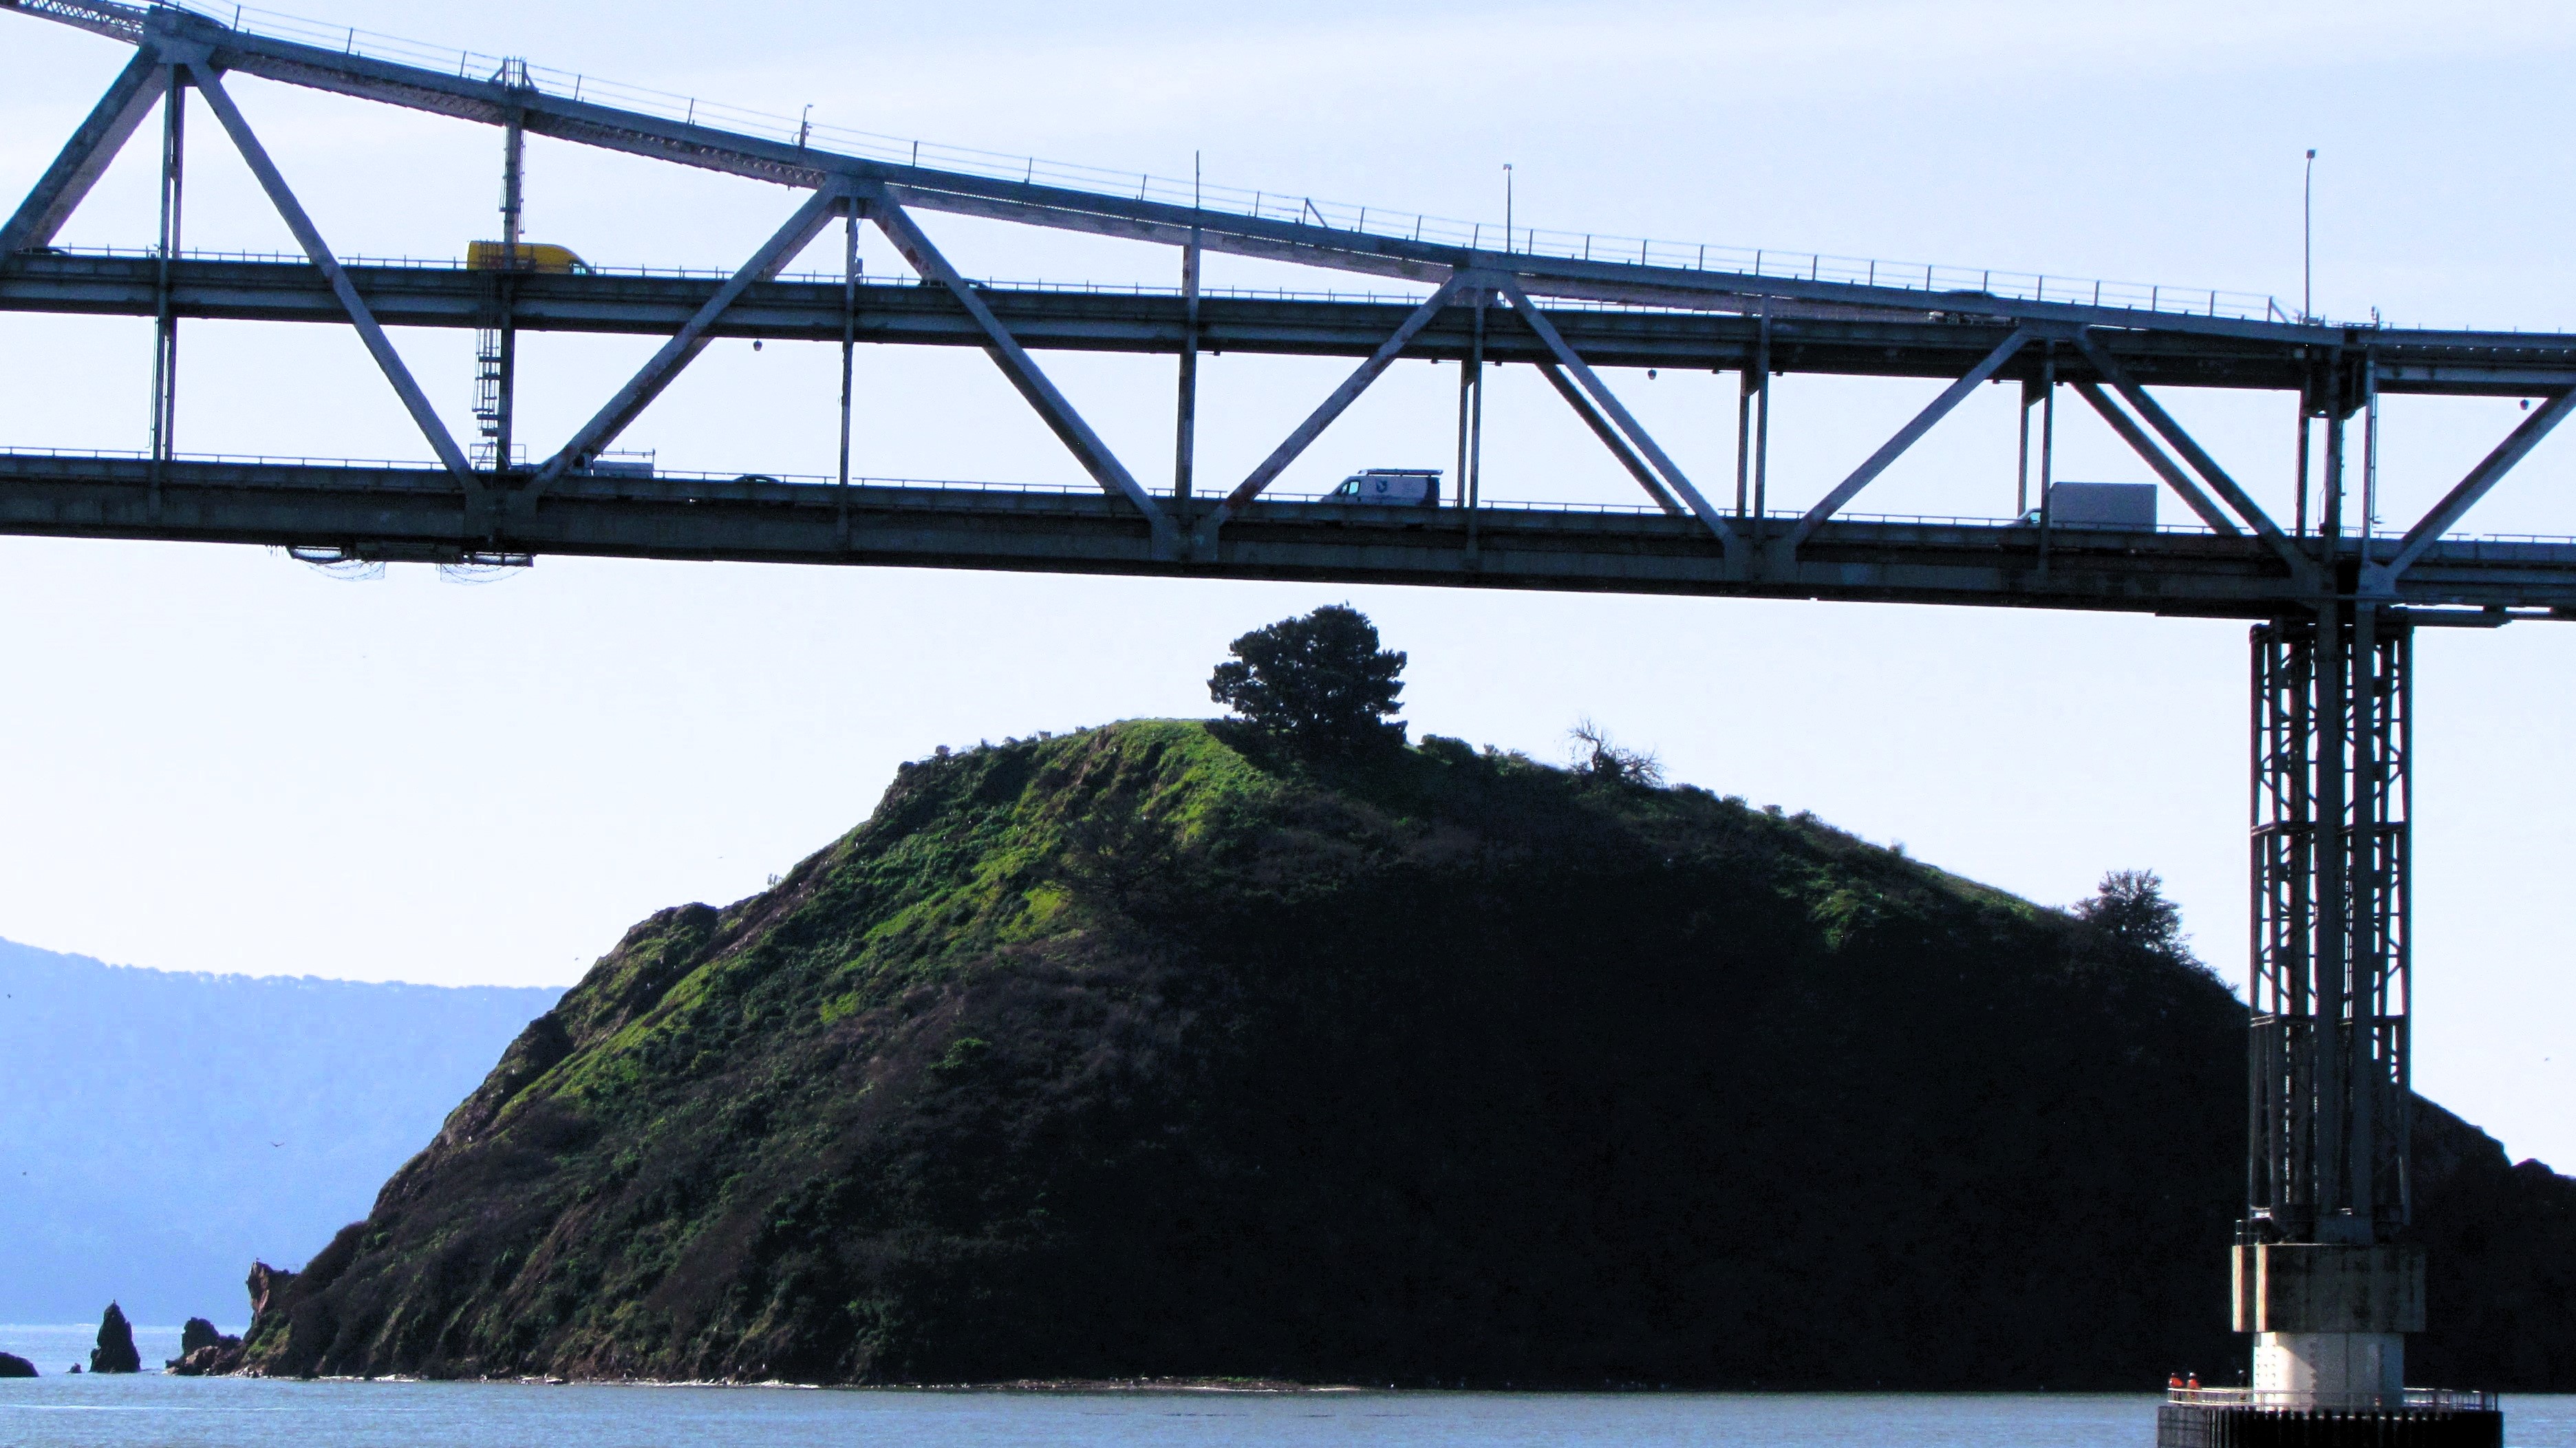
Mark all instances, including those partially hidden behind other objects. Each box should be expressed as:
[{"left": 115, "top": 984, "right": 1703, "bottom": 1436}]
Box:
[
  {"left": 2071, "top": 381, "right": 2239, "bottom": 534},
  {"left": 2074, "top": 330, "right": 2312, "bottom": 583},
  {"left": 1538, "top": 363, "right": 1682, "bottom": 515},
  {"left": 872, "top": 189, "right": 1171, "bottom": 553},
  {"left": 1782, "top": 328, "right": 2032, "bottom": 552},
  {"left": 533, "top": 183, "right": 849, "bottom": 494},
  {"left": 0, "top": 44, "right": 169, "bottom": 257},
  {"left": 1199, "top": 271, "right": 1470, "bottom": 546},
  {"left": 1494, "top": 277, "right": 1736, "bottom": 549},
  {"left": 189, "top": 63, "right": 477, "bottom": 488},
  {"left": 2365, "top": 388, "right": 2576, "bottom": 592}
]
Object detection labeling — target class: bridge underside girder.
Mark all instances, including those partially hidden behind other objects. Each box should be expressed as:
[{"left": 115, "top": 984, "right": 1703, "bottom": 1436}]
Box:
[{"left": 5, "top": 454, "right": 2574, "bottom": 619}]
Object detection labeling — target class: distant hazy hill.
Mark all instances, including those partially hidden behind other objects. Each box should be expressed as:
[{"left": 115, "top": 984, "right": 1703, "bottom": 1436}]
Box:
[{"left": 0, "top": 939, "right": 559, "bottom": 1324}]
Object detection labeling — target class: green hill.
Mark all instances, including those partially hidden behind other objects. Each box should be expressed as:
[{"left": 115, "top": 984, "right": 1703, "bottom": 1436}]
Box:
[{"left": 235, "top": 721, "right": 2576, "bottom": 1387}]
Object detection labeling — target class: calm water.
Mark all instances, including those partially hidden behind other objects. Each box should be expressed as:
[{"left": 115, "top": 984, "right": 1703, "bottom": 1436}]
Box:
[{"left": 8, "top": 1326, "right": 2573, "bottom": 1447}]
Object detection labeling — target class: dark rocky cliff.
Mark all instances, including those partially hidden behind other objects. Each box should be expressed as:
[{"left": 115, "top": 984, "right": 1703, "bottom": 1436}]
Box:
[{"left": 235, "top": 723, "right": 2576, "bottom": 1387}]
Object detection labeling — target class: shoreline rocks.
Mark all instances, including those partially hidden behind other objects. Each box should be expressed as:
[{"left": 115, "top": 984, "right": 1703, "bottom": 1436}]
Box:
[
  {"left": 88, "top": 1303, "right": 140, "bottom": 1374},
  {"left": 167, "top": 1317, "right": 244, "bottom": 1376},
  {"left": 0, "top": 1352, "right": 35, "bottom": 1378}
]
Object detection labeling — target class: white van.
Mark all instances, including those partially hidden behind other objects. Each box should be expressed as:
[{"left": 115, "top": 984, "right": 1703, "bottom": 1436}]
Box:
[{"left": 1329, "top": 468, "right": 1442, "bottom": 507}]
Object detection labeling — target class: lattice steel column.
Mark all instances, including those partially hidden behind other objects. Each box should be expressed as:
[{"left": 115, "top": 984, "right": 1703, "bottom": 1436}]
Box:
[{"left": 2238, "top": 606, "right": 2417, "bottom": 1407}]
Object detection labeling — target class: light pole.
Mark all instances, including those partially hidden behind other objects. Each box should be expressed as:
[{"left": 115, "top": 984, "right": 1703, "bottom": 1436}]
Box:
[
  {"left": 1504, "top": 163, "right": 1514, "bottom": 253},
  {"left": 2303, "top": 148, "right": 2317, "bottom": 323}
]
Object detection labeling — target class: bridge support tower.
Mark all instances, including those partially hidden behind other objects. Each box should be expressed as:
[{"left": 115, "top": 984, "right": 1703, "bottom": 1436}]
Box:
[{"left": 2159, "top": 608, "right": 2499, "bottom": 1445}]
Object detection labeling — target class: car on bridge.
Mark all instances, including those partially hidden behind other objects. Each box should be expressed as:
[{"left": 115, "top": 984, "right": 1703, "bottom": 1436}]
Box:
[{"left": 1329, "top": 468, "right": 1442, "bottom": 507}]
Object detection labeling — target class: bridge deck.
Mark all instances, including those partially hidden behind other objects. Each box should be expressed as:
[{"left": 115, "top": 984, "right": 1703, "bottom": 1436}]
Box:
[
  {"left": 5, "top": 452, "right": 2570, "bottom": 618},
  {"left": 8, "top": 254, "right": 2575, "bottom": 396}
]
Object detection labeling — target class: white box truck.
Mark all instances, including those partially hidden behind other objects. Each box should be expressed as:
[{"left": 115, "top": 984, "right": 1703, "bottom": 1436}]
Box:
[{"left": 2025, "top": 481, "right": 2156, "bottom": 529}]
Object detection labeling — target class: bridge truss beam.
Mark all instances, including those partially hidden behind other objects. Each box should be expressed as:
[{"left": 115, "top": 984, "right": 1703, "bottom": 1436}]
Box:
[{"left": 3, "top": 452, "right": 2574, "bottom": 620}]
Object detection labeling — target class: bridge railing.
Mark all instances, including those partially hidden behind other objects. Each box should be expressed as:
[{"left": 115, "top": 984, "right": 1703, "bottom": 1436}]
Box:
[
  {"left": 14, "top": 239, "right": 2297, "bottom": 321},
  {"left": 155, "top": 1, "right": 2288, "bottom": 326},
  {"left": 2163, "top": 1387, "right": 2499, "bottom": 1414}
]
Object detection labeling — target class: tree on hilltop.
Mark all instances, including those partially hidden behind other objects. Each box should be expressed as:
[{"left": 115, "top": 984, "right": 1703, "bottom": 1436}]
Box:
[
  {"left": 1569, "top": 718, "right": 1665, "bottom": 789},
  {"left": 1208, "top": 604, "right": 1406, "bottom": 755},
  {"left": 2075, "top": 869, "right": 2201, "bottom": 970}
]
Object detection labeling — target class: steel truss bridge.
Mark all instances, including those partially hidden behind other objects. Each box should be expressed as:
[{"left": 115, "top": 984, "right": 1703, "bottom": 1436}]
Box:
[{"left": 6, "top": 0, "right": 2573, "bottom": 1406}]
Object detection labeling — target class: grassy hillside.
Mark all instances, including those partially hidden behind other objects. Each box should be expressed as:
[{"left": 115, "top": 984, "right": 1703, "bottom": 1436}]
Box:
[{"left": 233, "top": 722, "right": 2576, "bottom": 1387}]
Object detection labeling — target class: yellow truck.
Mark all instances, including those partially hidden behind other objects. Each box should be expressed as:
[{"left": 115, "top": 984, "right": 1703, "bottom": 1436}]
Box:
[{"left": 465, "top": 242, "right": 591, "bottom": 274}]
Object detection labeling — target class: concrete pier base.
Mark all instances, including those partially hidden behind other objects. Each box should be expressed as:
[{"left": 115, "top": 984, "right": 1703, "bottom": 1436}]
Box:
[
  {"left": 2232, "top": 1243, "right": 2425, "bottom": 1346},
  {"left": 2152, "top": 1242, "right": 2496, "bottom": 1446},
  {"left": 2231, "top": 1242, "right": 2421, "bottom": 1412},
  {"left": 2251, "top": 1330, "right": 2403, "bottom": 1404}
]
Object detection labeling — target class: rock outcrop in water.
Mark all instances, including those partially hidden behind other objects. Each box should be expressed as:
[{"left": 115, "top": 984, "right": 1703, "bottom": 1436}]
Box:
[
  {"left": 231, "top": 723, "right": 2576, "bottom": 1387},
  {"left": 88, "top": 1301, "right": 140, "bottom": 1374},
  {"left": 0, "top": 1352, "right": 35, "bottom": 1378},
  {"left": 167, "top": 1317, "right": 244, "bottom": 1376}
]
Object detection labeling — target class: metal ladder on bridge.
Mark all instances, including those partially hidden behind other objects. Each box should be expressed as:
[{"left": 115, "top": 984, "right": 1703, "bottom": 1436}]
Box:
[{"left": 471, "top": 326, "right": 506, "bottom": 470}]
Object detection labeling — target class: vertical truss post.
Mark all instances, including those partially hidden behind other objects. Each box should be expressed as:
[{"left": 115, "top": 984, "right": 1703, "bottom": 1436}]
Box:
[
  {"left": 1735, "top": 363, "right": 1754, "bottom": 517},
  {"left": 2313, "top": 597, "right": 2351, "bottom": 1217},
  {"left": 497, "top": 109, "right": 523, "bottom": 467},
  {"left": 2294, "top": 379, "right": 2314, "bottom": 538},
  {"left": 1466, "top": 291, "right": 1486, "bottom": 559},
  {"left": 1455, "top": 341, "right": 1473, "bottom": 528},
  {"left": 1473, "top": 290, "right": 1494, "bottom": 515},
  {"left": 2322, "top": 386, "right": 2346, "bottom": 544},
  {"left": 1752, "top": 315, "right": 1772, "bottom": 541},
  {"left": 837, "top": 198, "right": 859, "bottom": 544},
  {"left": 2037, "top": 349, "right": 2057, "bottom": 573},
  {"left": 2363, "top": 352, "right": 2382, "bottom": 571},
  {"left": 2017, "top": 376, "right": 2035, "bottom": 518},
  {"left": 1174, "top": 232, "right": 1199, "bottom": 508},
  {"left": 147, "top": 65, "right": 184, "bottom": 507}
]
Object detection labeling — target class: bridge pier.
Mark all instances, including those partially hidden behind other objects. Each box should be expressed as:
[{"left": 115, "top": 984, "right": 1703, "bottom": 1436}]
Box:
[{"left": 2156, "top": 610, "right": 2500, "bottom": 1446}]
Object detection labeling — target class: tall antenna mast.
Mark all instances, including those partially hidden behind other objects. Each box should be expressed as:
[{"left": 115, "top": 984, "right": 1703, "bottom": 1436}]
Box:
[{"left": 2303, "top": 148, "right": 2317, "bottom": 323}]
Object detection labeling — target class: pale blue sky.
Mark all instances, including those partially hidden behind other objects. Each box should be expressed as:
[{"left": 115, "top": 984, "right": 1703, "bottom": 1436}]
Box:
[{"left": 1, "top": 0, "right": 2570, "bottom": 1164}]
